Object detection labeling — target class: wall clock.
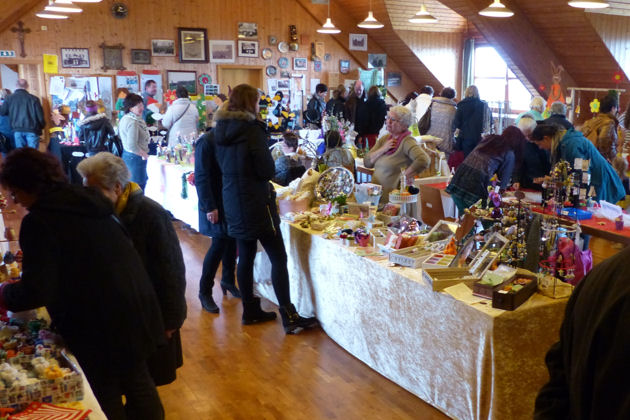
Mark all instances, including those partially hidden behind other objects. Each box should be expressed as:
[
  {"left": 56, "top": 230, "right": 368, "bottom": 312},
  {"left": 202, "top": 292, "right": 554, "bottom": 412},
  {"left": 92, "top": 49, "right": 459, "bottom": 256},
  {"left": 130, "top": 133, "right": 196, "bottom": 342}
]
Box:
[{"left": 111, "top": 2, "right": 129, "bottom": 19}]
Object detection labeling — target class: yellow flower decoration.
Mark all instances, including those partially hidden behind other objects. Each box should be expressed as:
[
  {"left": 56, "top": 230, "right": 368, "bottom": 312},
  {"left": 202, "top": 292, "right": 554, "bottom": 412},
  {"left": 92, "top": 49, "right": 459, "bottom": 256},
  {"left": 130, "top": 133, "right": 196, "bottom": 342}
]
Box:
[
  {"left": 281, "top": 111, "right": 289, "bottom": 118},
  {"left": 273, "top": 94, "right": 282, "bottom": 101},
  {"left": 590, "top": 98, "right": 600, "bottom": 113}
]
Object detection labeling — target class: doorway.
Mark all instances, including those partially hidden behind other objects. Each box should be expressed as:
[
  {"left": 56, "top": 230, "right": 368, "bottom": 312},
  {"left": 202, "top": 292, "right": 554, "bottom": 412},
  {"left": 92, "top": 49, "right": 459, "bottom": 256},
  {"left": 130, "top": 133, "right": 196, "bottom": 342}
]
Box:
[{"left": 217, "top": 65, "right": 264, "bottom": 95}]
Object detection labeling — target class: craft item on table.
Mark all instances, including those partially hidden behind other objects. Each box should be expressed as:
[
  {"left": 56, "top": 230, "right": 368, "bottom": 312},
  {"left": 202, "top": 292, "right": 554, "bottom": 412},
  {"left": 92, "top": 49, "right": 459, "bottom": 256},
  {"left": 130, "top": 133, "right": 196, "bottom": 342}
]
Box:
[
  {"left": 538, "top": 274, "right": 574, "bottom": 299},
  {"left": 315, "top": 167, "right": 354, "bottom": 202},
  {"left": 381, "top": 203, "right": 400, "bottom": 216},
  {"left": 492, "top": 274, "right": 538, "bottom": 310},
  {"left": 8, "top": 402, "right": 91, "bottom": 420},
  {"left": 354, "top": 229, "right": 371, "bottom": 247},
  {"left": 422, "top": 253, "right": 456, "bottom": 269},
  {"left": 615, "top": 215, "right": 624, "bottom": 231},
  {"left": 0, "top": 195, "right": 7, "bottom": 210},
  {"left": 3, "top": 229, "right": 16, "bottom": 242},
  {"left": 2, "top": 254, "right": 14, "bottom": 265},
  {"left": 354, "top": 183, "right": 382, "bottom": 206}
]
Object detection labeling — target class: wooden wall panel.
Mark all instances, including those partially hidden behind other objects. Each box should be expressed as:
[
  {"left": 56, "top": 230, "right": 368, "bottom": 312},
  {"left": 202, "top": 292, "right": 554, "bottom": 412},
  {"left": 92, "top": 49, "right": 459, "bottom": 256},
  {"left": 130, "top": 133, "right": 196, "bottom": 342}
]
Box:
[
  {"left": 0, "top": 0, "right": 376, "bottom": 103},
  {"left": 588, "top": 13, "right": 630, "bottom": 79},
  {"left": 395, "top": 31, "right": 462, "bottom": 91}
]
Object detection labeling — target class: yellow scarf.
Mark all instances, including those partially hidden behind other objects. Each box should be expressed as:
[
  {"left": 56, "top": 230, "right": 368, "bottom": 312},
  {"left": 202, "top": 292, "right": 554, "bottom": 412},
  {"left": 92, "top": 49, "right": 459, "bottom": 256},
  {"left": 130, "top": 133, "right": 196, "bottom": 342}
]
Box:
[{"left": 115, "top": 182, "right": 142, "bottom": 215}]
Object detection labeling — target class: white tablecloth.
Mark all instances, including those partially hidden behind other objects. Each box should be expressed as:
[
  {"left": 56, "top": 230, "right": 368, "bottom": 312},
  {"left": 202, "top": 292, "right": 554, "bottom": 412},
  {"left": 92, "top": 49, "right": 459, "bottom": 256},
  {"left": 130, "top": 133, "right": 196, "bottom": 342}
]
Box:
[{"left": 253, "top": 222, "right": 567, "bottom": 420}]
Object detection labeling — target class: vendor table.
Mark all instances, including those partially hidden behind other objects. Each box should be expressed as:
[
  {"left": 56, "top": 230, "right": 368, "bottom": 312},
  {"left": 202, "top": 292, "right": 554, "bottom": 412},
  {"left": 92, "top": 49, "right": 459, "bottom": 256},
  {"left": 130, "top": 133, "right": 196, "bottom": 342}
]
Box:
[
  {"left": 254, "top": 222, "right": 567, "bottom": 420},
  {"left": 144, "top": 156, "right": 198, "bottom": 231}
]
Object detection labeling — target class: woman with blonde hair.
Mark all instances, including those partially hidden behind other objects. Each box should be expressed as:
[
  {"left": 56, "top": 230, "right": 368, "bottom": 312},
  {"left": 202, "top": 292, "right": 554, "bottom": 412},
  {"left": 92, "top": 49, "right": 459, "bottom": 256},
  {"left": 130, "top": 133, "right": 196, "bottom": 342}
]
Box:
[
  {"left": 212, "top": 84, "right": 318, "bottom": 334},
  {"left": 453, "top": 85, "right": 491, "bottom": 158}
]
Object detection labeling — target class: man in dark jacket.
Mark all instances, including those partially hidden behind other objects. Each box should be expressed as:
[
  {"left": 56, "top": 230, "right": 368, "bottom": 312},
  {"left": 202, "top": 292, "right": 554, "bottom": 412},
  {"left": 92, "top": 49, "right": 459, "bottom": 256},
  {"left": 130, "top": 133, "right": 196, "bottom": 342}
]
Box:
[
  {"left": 77, "top": 101, "right": 118, "bottom": 156},
  {"left": 304, "top": 83, "right": 328, "bottom": 128},
  {"left": 534, "top": 246, "right": 630, "bottom": 419},
  {"left": 0, "top": 149, "right": 165, "bottom": 420},
  {"left": 344, "top": 80, "right": 366, "bottom": 129},
  {"left": 0, "top": 79, "right": 45, "bottom": 149}
]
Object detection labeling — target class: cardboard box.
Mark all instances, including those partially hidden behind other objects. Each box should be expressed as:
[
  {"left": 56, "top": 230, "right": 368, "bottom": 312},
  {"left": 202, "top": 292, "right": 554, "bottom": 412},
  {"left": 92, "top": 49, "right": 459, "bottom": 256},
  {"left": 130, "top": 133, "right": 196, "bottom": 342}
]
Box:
[{"left": 492, "top": 274, "right": 538, "bottom": 310}]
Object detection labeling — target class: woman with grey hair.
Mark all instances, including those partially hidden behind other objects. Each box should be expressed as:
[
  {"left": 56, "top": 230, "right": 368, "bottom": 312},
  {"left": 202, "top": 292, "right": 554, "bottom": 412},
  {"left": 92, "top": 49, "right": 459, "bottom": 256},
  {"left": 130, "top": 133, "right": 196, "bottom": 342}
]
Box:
[
  {"left": 364, "top": 106, "right": 430, "bottom": 204},
  {"left": 516, "top": 96, "right": 545, "bottom": 123},
  {"left": 543, "top": 101, "right": 573, "bottom": 130},
  {"left": 77, "top": 152, "right": 187, "bottom": 387}
]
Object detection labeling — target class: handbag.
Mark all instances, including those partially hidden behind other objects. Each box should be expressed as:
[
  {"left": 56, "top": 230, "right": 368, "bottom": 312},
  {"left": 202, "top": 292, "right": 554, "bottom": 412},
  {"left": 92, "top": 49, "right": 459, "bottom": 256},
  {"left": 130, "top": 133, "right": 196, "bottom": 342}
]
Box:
[
  {"left": 106, "top": 134, "right": 123, "bottom": 157},
  {"left": 417, "top": 104, "right": 432, "bottom": 135}
]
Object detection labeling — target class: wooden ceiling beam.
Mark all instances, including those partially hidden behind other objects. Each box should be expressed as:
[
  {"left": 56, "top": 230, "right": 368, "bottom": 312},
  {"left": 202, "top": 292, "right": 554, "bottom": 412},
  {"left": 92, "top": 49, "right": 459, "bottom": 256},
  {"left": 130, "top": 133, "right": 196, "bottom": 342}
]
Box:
[{"left": 0, "top": 0, "right": 46, "bottom": 37}]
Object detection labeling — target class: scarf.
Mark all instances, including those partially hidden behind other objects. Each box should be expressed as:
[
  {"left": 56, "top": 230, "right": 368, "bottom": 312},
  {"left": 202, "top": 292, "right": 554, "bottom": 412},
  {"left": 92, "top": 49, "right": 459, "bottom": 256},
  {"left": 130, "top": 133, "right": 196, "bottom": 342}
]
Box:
[
  {"left": 115, "top": 182, "right": 142, "bottom": 215},
  {"left": 385, "top": 130, "right": 411, "bottom": 155}
]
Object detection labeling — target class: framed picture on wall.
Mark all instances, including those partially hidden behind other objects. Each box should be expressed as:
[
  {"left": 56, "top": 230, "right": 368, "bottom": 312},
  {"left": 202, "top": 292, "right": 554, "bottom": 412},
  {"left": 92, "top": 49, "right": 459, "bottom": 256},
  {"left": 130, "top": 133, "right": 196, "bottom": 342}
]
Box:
[
  {"left": 178, "top": 28, "right": 209, "bottom": 63},
  {"left": 349, "top": 34, "right": 367, "bottom": 51},
  {"left": 60, "top": 48, "right": 90, "bottom": 68},
  {"left": 151, "top": 39, "right": 175, "bottom": 56},
  {"left": 210, "top": 40, "right": 235, "bottom": 63},
  {"left": 339, "top": 59, "right": 350, "bottom": 74},
  {"left": 167, "top": 70, "right": 197, "bottom": 95},
  {"left": 238, "top": 22, "right": 258, "bottom": 39},
  {"left": 100, "top": 43, "right": 125, "bottom": 71},
  {"left": 387, "top": 72, "right": 402, "bottom": 87},
  {"left": 293, "top": 57, "right": 307, "bottom": 71},
  {"left": 238, "top": 40, "right": 259, "bottom": 58},
  {"left": 368, "top": 53, "right": 387, "bottom": 69},
  {"left": 131, "top": 49, "right": 151, "bottom": 65}
]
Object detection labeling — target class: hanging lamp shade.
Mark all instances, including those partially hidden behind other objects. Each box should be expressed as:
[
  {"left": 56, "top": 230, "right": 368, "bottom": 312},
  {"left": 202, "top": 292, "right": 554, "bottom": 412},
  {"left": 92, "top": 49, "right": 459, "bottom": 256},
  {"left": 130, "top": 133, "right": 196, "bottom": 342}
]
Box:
[
  {"left": 409, "top": 4, "right": 438, "bottom": 24},
  {"left": 358, "top": 11, "right": 384, "bottom": 29},
  {"left": 318, "top": 1, "right": 341, "bottom": 34},
  {"left": 568, "top": 0, "right": 609, "bottom": 8},
  {"left": 44, "top": 1, "right": 83, "bottom": 13},
  {"left": 70, "top": 0, "right": 103, "bottom": 2},
  {"left": 36, "top": 11, "right": 69, "bottom": 19},
  {"left": 479, "top": 0, "right": 513, "bottom": 17}
]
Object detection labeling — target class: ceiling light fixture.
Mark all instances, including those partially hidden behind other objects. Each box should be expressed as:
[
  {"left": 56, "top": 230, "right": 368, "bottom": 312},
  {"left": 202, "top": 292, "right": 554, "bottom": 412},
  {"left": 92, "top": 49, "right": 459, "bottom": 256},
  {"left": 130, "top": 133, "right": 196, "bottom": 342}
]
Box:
[
  {"left": 358, "top": 0, "right": 384, "bottom": 29},
  {"left": 318, "top": 0, "right": 341, "bottom": 34},
  {"left": 409, "top": 3, "right": 438, "bottom": 24},
  {"left": 36, "top": 12, "right": 69, "bottom": 19},
  {"left": 45, "top": 1, "right": 82, "bottom": 13},
  {"left": 70, "top": 0, "right": 103, "bottom": 2},
  {"left": 568, "top": 0, "right": 609, "bottom": 8},
  {"left": 479, "top": 0, "right": 514, "bottom": 17}
]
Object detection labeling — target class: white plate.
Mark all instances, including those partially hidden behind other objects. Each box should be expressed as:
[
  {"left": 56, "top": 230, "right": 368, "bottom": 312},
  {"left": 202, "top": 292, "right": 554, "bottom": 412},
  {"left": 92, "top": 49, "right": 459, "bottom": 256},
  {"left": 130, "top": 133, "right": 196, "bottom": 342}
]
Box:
[{"left": 278, "top": 42, "right": 289, "bottom": 53}]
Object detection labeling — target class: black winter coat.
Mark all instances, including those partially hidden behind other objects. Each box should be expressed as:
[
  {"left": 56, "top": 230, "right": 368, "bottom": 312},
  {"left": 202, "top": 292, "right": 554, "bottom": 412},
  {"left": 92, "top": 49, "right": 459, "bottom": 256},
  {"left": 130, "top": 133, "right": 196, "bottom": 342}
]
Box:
[
  {"left": 358, "top": 95, "right": 387, "bottom": 136},
  {"left": 77, "top": 113, "right": 116, "bottom": 154},
  {"left": 1, "top": 184, "right": 164, "bottom": 370},
  {"left": 195, "top": 131, "right": 229, "bottom": 238},
  {"left": 213, "top": 107, "right": 279, "bottom": 240},
  {"left": 534, "top": 245, "right": 630, "bottom": 420},
  {"left": 543, "top": 114, "right": 574, "bottom": 130},
  {"left": 453, "top": 97, "right": 487, "bottom": 142},
  {"left": 344, "top": 92, "right": 366, "bottom": 127},
  {"left": 305, "top": 96, "right": 326, "bottom": 127},
  {"left": 326, "top": 97, "right": 346, "bottom": 119},
  {"left": 118, "top": 189, "right": 187, "bottom": 385},
  {"left": 0, "top": 89, "right": 45, "bottom": 135}
]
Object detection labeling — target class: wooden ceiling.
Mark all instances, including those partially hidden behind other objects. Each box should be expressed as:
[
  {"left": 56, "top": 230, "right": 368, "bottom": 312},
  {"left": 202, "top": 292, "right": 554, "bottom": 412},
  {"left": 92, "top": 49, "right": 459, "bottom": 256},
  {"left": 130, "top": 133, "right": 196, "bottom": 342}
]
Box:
[
  {"left": 385, "top": 0, "right": 468, "bottom": 32},
  {"left": 586, "top": 1, "right": 630, "bottom": 16},
  {"left": 0, "top": 0, "right": 45, "bottom": 36}
]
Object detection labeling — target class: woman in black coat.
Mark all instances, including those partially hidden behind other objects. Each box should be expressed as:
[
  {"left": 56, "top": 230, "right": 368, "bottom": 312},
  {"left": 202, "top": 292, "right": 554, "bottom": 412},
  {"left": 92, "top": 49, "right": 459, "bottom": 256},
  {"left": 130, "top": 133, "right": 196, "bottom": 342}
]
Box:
[
  {"left": 77, "top": 152, "right": 187, "bottom": 387},
  {"left": 453, "top": 85, "right": 491, "bottom": 157},
  {"left": 326, "top": 84, "right": 348, "bottom": 119},
  {"left": 194, "top": 131, "right": 240, "bottom": 314},
  {"left": 0, "top": 148, "right": 165, "bottom": 420},
  {"left": 77, "top": 100, "right": 117, "bottom": 156},
  {"left": 357, "top": 85, "right": 387, "bottom": 149},
  {"left": 213, "top": 84, "right": 318, "bottom": 334}
]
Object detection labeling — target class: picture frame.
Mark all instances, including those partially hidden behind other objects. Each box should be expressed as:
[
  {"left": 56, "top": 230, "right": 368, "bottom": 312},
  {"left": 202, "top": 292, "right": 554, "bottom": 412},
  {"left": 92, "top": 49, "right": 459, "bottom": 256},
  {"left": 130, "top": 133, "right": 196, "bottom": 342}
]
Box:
[
  {"left": 130, "top": 49, "right": 151, "bottom": 65},
  {"left": 387, "top": 72, "right": 402, "bottom": 87},
  {"left": 339, "top": 59, "right": 350, "bottom": 74},
  {"left": 293, "top": 57, "right": 307, "bottom": 71},
  {"left": 209, "top": 40, "right": 235, "bottom": 63},
  {"left": 238, "top": 40, "right": 259, "bottom": 58},
  {"left": 178, "top": 27, "right": 208, "bottom": 63},
  {"left": 60, "top": 48, "right": 90, "bottom": 68},
  {"left": 151, "top": 39, "right": 175, "bottom": 57},
  {"left": 238, "top": 22, "right": 258, "bottom": 39},
  {"left": 313, "top": 60, "right": 322, "bottom": 72},
  {"left": 167, "top": 70, "right": 197, "bottom": 95},
  {"left": 368, "top": 53, "right": 387, "bottom": 69},
  {"left": 99, "top": 43, "right": 125, "bottom": 71},
  {"left": 349, "top": 34, "right": 368, "bottom": 51}
]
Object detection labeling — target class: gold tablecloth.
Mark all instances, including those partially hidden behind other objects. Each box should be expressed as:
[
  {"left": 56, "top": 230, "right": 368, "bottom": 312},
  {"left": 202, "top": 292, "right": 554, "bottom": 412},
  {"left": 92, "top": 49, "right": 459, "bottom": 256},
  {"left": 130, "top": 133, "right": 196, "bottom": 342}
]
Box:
[{"left": 253, "top": 222, "right": 567, "bottom": 420}]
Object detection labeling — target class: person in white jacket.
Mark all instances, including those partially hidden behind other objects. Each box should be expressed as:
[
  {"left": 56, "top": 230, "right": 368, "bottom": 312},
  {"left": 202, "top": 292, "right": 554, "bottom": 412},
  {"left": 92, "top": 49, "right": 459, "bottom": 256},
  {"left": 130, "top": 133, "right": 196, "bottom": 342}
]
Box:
[
  {"left": 162, "top": 85, "right": 199, "bottom": 147},
  {"left": 405, "top": 85, "right": 434, "bottom": 124}
]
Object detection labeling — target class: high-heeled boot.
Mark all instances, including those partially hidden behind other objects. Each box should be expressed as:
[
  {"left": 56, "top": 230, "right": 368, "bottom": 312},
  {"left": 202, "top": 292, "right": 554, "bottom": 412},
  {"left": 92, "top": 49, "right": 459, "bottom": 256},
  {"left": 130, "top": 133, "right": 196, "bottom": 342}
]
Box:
[
  {"left": 242, "top": 297, "right": 277, "bottom": 325},
  {"left": 199, "top": 293, "right": 219, "bottom": 314},
  {"left": 279, "top": 304, "right": 319, "bottom": 334},
  {"left": 220, "top": 282, "right": 242, "bottom": 298}
]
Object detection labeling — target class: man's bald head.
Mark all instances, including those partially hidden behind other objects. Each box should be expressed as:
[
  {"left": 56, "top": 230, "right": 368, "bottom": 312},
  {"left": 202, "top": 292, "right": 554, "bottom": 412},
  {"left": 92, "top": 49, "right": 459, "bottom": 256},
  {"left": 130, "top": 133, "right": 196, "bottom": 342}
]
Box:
[{"left": 17, "top": 79, "right": 28, "bottom": 90}]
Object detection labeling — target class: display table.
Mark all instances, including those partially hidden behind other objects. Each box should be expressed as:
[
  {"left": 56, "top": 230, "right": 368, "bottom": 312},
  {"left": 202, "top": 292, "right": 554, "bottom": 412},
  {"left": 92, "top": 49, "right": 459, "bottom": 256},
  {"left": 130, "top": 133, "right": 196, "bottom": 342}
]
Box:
[
  {"left": 253, "top": 222, "right": 567, "bottom": 420},
  {"left": 144, "top": 156, "right": 198, "bottom": 231}
]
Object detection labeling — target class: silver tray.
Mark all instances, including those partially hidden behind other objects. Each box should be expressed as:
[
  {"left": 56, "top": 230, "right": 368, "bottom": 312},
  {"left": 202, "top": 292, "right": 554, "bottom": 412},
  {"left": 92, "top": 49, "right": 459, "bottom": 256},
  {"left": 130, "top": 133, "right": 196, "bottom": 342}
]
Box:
[{"left": 315, "top": 167, "right": 355, "bottom": 201}]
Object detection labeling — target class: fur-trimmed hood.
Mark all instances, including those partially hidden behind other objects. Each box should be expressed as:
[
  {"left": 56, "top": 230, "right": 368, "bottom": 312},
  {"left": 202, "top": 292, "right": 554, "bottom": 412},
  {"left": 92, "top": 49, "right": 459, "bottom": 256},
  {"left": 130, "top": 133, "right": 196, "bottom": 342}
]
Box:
[
  {"left": 213, "top": 103, "right": 265, "bottom": 146},
  {"left": 77, "top": 113, "right": 108, "bottom": 127}
]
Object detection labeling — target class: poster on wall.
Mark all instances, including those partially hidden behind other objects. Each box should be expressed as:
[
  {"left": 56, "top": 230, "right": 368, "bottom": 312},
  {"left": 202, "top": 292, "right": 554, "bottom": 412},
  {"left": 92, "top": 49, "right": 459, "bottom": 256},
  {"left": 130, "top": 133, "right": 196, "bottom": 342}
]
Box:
[
  {"left": 98, "top": 77, "right": 113, "bottom": 117},
  {"left": 49, "top": 76, "right": 65, "bottom": 97},
  {"left": 116, "top": 73, "right": 139, "bottom": 93},
  {"left": 140, "top": 72, "right": 163, "bottom": 105},
  {"left": 267, "top": 78, "right": 278, "bottom": 94},
  {"left": 290, "top": 76, "right": 305, "bottom": 112}
]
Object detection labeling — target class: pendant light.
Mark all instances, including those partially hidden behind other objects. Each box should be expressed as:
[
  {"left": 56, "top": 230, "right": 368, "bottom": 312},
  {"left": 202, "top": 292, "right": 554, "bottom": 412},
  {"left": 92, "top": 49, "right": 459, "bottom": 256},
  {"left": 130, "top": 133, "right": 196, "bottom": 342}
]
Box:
[
  {"left": 70, "top": 0, "right": 103, "bottom": 2},
  {"left": 318, "top": 0, "right": 341, "bottom": 34},
  {"left": 36, "top": 11, "right": 69, "bottom": 19},
  {"left": 45, "top": 1, "right": 83, "bottom": 13},
  {"left": 358, "top": 0, "right": 384, "bottom": 29},
  {"left": 568, "top": 0, "right": 609, "bottom": 8},
  {"left": 479, "top": 0, "right": 514, "bottom": 17},
  {"left": 409, "top": 3, "right": 438, "bottom": 24}
]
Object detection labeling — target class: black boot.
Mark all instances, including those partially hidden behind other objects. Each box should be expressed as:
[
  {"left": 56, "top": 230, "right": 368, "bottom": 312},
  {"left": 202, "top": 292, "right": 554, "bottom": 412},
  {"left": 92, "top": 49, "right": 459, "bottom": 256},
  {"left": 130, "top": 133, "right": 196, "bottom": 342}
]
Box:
[
  {"left": 279, "top": 304, "right": 319, "bottom": 334},
  {"left": 242, "top": 297, "right": 277, "bottom": 325},
  {"left": 220, "top": 282, "right": 242, "bottom": 298},
  {"left": 199, "top": 293, "right": 219, "bottom": 314}
]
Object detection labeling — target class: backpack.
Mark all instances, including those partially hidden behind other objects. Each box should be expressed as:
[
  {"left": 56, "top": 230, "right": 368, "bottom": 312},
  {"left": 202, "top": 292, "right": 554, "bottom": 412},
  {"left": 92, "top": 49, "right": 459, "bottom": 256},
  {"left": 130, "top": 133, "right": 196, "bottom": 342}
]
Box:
[{"left": 417, "top": 104, "right": 432, "bottom": 135}]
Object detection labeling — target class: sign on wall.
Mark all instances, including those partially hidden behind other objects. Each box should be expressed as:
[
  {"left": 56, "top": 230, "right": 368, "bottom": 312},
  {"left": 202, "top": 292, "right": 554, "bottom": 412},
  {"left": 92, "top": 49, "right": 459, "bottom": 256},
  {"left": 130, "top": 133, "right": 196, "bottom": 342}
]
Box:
[{"left": 0, "top": 51, "right": 16, "bottom": 58}]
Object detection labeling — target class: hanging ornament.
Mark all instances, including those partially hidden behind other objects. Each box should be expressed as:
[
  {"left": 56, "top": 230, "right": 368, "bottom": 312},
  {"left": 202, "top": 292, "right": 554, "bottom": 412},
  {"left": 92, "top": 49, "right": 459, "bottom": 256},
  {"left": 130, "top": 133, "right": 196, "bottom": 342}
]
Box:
[
  {"left": 613, "top": 70, "right": 624, "bottom": 84},
  {"left": 163, "top": 89, "right": 177, "bottom": 105},
  {"left": 198, "top": 73, "right": 212, "bottom": 85},
  {"left": 589, "top": 98, "right": 600, "bottom": 113},
  {"left": 539, "top": 84, "right": 546, "bottom": 91}
]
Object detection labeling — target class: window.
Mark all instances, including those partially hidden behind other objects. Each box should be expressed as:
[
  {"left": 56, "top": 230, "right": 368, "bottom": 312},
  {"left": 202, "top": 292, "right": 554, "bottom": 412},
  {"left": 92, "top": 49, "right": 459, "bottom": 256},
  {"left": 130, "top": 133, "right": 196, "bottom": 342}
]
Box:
[{"left": 473, "top": 46, "right": 531, "bottom": 114}]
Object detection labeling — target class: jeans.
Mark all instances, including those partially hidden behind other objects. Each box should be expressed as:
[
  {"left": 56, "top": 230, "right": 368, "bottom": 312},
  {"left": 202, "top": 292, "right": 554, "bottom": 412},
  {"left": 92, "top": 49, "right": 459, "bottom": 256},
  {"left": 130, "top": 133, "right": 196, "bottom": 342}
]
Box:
[
  {"left": 237, "top": 229, "right": 291, "bottom": 307},
  {"left": 122, "top": 151, "right": 148, "bottom": 190},
  {"left": 14, "top": 131, "right": 40, "bottom": 149},
  {"left": 199, "top": 236, "right": 237, "bottom": 297},
  {"left": 81, "top": 359, "right": 164, "bottom": 420}
]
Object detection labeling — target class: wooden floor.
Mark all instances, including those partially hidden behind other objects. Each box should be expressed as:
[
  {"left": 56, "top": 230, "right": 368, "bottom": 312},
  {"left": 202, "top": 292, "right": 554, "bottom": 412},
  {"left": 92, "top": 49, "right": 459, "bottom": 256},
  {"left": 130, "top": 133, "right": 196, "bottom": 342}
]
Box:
[{"left": 1, "top": 198, "right": 621, "bottom": 420}]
